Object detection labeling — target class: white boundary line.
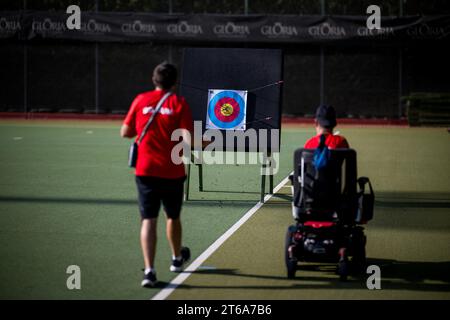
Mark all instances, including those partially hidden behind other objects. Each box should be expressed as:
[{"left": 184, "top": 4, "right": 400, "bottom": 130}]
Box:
[{"left": 151, "top": 173, "right": 292, "bottom": 300}]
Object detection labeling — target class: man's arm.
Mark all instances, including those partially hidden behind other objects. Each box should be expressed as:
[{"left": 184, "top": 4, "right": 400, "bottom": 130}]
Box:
[
  {"left": 121, "top": 94, "right": 142, "bottom": 139},
  {"left": 120, "top": 124, "right": 136, "bottom": 138}
]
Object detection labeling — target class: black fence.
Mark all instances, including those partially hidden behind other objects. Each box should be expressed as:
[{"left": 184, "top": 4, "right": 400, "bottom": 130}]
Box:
[
  {"left": 1, "top": 1, "right": 449, "bottom": 118},
  {"left": 2, "top": 0, "right": 450, "bottom": 15}
]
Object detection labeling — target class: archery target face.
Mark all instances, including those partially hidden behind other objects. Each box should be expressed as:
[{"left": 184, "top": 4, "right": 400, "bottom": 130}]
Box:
[{"left": 206, "top": 89, "right": 247, "bottom": 130}]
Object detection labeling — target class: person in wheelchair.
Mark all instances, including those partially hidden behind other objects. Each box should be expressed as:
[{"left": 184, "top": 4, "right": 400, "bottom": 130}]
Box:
[
  {"left": 304, "top": 104, "right": 349, "bottom": 149},
  {"left": 285, "top": 105, "right": 374, "bottom": 281},
  {"left": 300, "top": 104, "right": 351, "bottom": 222}
]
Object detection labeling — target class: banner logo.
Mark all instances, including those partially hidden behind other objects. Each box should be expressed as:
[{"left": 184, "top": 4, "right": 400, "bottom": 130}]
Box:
[
  {"left": 357, "top": 26, "right": 394, "bottom": 37},
  {"left": 80, "top": 19, "right": 111, "bottom": 34},
  {"left": 122, "top": 20, "right": 157, "bottom": 35},
  {"left": 32, "top": 18, "right": 66, "bottom": 34},
  {"left": 167, "top": 21, "right": 203, "bottom": 37},
  {"left": 0, "top": 17, "right": 21, "bottom": 34},
  {"left": 213, "top": 22, "right": 250, "bottom": 38},
  {"left": 261, "top": 22, "right": 298, "bottom": 38},
  {"left": 308, "top": 22, "right": 346, "bottom": 39},
  {"left": 407, "top": 23, "right": 446, "bottom": 39}
]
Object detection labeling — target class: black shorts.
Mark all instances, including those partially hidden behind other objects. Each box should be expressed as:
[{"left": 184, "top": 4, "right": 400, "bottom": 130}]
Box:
[{"left": 135, "top": 176, "right": 186, "bottom": 219}]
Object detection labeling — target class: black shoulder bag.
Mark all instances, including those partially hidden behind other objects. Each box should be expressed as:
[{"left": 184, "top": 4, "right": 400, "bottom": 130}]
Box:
[{"left": 128, "top": 92, "right": 172, "bottom": 168}]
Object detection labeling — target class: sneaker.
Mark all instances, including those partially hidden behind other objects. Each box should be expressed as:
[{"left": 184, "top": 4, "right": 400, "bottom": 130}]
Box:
[
  {"left": 141, "top": 270, "right": 157, "bottom": 288},
  {"left": 170, "top": 247, "right": 191, "bottom": 272}
]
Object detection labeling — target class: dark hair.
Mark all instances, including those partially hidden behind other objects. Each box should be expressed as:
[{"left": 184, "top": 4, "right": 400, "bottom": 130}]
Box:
[
  {"left": 152, "top": 62, "right": 177, "bottom": 90},
  {"left": 315, "top": 104, "right": 337, "bottom": 129}
]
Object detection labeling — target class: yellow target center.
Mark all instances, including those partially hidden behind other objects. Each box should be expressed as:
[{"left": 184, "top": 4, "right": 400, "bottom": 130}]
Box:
[{"left": 220, "top": 103, "right": 234, "bottom": 116}]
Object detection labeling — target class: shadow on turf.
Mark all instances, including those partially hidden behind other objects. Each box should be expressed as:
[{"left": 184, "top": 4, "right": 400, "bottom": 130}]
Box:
[
  {"left": 375, "top": 192, "right": 450, "bottom": 209},
  {"left": 4, "top": 191, "right": 449, "bottom": 208},
  {"left": 0, "top": 195, "right": 258, "bottom": 206},
  {"left": 174, "top": 258, "right": 450, "bottom": 292},
  {"left": 200, "top": 189, "right": 261, "bottom": 195},
  {"left": 0, "top": 195, "right": 137, "bottom": 205}
]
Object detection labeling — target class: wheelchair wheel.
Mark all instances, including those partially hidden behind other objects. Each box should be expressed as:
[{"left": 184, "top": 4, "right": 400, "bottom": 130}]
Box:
[
  {"left": 351, "top": 245, "right": 366, "bottom": 274},
  {"left": 285, "top": 226, "right": 298, "bottom": 279},
  {"left": 337, "top": 260, "right": 349, "bottom": 281},
  {"left": 351, "top": 233, "right": 367, "bottom": 274}
]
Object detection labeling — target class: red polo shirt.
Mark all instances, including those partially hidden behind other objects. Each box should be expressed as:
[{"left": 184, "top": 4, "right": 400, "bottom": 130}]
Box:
[
  {"left": 304, "top": 132, "right": 349, "bottom": 149},
  {"left": 123, "top": 90, "right": 193, "bottom": 179}
]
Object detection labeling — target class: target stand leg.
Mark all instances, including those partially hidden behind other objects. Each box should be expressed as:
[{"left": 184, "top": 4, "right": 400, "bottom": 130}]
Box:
[
  {"left": 198, "top": 163, "right": 203, "bottom": 192},
  {"left": 269, "top": 152, "right": 274, "bottom": 194},
  {"left": 260, "top": 167, "right": 266, "bottom": 203},
  {"left": 187, "top": 150, "right": 204, "bottom": 199},
  {"left": 269, "top": 172, "right": 274, "bottom": 195},
  {"left": 194, "top": 150, "right": 204, "bottom": 192},
  {"left": 260, "top": 152, "right": 275, "bottom": 203},
  {"left": 185, "top": 153, "right": 192, "bottom": 201}
]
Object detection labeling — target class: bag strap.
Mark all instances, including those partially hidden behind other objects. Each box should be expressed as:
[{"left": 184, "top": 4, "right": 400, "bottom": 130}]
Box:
[
  {"left": 357, "top": 177, "right": 374, "bottom": 195},
  {"left": 313, "top": 134, "right": 329, "bottom": 171},
  {"left": 137, "top": 91, "right": 172, "bottom": 145}
]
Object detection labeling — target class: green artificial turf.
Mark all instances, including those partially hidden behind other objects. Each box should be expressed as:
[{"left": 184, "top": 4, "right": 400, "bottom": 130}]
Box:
[
  {"left": 168, "top": 126, "right": 450, "bottom": 300},
  {"left": 0, "top": 121, "right": 449, "bottom": 299},
  {"left": 0, "top": 120, "right": 300, "bottom": 299}
]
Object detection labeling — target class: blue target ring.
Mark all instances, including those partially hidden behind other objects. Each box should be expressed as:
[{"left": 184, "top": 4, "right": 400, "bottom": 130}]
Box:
[{"left": 208, "top": 90, "right": 246, "bottom": 129}]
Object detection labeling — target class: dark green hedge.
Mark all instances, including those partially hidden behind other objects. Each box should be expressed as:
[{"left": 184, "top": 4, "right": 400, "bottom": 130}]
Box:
[{"left": 403, "top": 93, "right": 450, "bottom": 126}]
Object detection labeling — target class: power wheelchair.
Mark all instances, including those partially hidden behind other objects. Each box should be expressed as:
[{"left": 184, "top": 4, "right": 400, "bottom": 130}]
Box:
[{"left": 286, "top": 147, "right": 374, "bottom": 280}]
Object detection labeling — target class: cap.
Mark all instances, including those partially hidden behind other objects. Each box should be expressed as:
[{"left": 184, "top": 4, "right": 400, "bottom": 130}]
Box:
[{"left": 315, "top": 104, "right": 337, "bottom": 128}]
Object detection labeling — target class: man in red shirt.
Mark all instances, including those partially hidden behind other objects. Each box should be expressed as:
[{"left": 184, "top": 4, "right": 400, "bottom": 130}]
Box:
[
  {"left": 121, "top": 62, "right": 193, "bottom": 288},
  {"left": 304, "top": 105, "right": 349, "bottom": 149}
]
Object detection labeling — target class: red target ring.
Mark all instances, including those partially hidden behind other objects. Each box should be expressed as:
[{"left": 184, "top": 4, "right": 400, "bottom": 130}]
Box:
[{"left": 214, "top": 97, "right": 240, "bottom": 122}]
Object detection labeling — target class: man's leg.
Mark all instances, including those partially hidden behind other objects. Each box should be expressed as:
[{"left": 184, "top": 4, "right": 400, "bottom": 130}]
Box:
[
  {"left": 141, "top": 218, "right": 158, "bottom": 269},
  {"left": 163, "top": 178, "right": 190, "bottom": 272},
  {"left": 166, "top": 217, "right": 181, "bottom": 258}
]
